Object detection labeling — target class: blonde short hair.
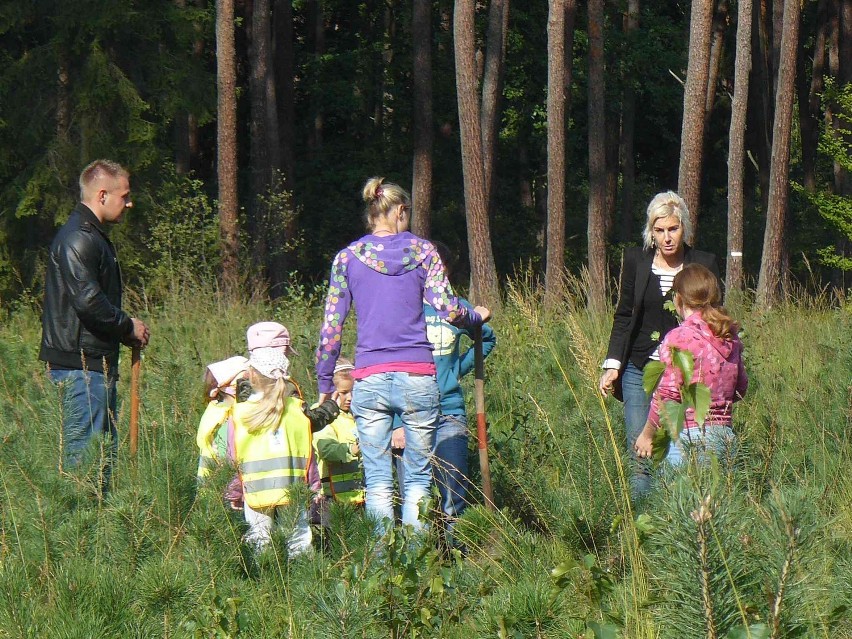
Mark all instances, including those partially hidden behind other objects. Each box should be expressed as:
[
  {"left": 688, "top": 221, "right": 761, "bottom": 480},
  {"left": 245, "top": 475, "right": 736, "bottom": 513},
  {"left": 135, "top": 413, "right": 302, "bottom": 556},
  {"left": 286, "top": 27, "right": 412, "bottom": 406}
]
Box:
[
  {"left": 641, "top": 191, "right": 693, "bottom": 250},
  {"left": 362, "top": 177, "right": 411, "bottom": 231},
  {"left": 79, "top": 159, "right": 129, "bottom": 200}
]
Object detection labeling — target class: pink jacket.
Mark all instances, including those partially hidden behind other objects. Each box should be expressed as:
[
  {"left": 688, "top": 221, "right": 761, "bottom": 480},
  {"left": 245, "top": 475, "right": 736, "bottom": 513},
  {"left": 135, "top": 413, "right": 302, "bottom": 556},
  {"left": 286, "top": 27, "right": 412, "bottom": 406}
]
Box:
[{"left": 648, "top": 313, "right": 747, "bottom": 429}]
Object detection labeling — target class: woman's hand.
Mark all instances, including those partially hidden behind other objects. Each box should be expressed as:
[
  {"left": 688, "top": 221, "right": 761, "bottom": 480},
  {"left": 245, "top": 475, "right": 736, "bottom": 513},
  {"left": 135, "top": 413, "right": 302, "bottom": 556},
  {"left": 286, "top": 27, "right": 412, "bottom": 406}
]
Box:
[
  {"left": 391, "top": 428, "right": 406, "bottom": 450},
  {"left": 474, "top": 306, "right": 492, "bottom": 323},
  {"left": 599, "top": 369, "right": 619, "bottom": 396},
  {"left": 634, "top": 423, "right": 657, "bottom": 459}
]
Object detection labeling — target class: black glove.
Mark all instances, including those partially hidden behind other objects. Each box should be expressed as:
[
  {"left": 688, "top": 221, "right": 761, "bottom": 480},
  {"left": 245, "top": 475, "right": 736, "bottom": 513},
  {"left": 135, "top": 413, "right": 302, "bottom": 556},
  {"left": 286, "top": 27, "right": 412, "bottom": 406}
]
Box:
[{"left": 304, "top": 398, "right": 341, "bottom": 432}]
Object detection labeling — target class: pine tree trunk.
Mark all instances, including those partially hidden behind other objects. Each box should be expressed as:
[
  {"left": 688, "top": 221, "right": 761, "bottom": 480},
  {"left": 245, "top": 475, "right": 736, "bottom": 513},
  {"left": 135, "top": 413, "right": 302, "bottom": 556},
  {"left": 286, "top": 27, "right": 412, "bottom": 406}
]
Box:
[
  {"left": 308, "top": 0, "right": 324, "bottom": 153},
  {"left": 799, "top": 0, "right": 828, "bottom": 193},
  {"left": 678, "top": 0, "right": 715, "bottom": 233},
  {"left": 411, "top": 0, "right": 434, "bottom": 238},
  {"left": 620, "top": 0, "right": 639, "bottom": 243},
  {"left": 545, "top": 0, "right": 567, "bottom": 308},
  {"left": 216, "top": 0, "right": 239, "bottom": 294},
  {"left": 454, "top": 0, "right": 500, "bottom": 308},
  {"left": 587, "top": 0, "right": 607, "bottom": 312},
  {"left": 726, "top": 0, "right": 752, "bottom": 295},
  {"left": 705, "top": 0, "right": 729, "bottom": 130},
  {"left": 274, "top": 0, "right": 295, "bottom": 188},
  {"left": 481, "top": 0, "right": 509, "bottom": 213},
  {"left": 757, "top": 0, "right": 800, "bottom": 308}
]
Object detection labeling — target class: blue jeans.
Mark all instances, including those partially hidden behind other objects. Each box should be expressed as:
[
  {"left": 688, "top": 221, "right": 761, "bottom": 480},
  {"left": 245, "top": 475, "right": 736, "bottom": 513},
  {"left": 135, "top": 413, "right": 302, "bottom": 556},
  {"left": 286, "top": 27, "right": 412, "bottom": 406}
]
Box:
[
  {"left": 667, "top": 426, "right": 737, "bottom": 467},
  {"left": 49, "top": 368, "right": 118, "bottom": 492},
  {"left": 433, "top": 414, "right": 469, "bottom": 525},
  {"left": 351, "top": 372, "right": 439, "bottom": 531},
  {"left": 621, "top": 362, "right": 652, "bottom": 499}
]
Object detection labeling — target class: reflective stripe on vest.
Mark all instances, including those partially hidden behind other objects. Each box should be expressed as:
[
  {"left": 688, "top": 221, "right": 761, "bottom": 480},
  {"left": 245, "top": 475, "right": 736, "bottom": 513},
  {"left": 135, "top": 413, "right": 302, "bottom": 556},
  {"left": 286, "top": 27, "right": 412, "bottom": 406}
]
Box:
[
  {"left": 233, "top": 396, "right": 313, "bottom": 509},
  {"left": 196, "top": 399, "right": 234, "bottom": 479}
]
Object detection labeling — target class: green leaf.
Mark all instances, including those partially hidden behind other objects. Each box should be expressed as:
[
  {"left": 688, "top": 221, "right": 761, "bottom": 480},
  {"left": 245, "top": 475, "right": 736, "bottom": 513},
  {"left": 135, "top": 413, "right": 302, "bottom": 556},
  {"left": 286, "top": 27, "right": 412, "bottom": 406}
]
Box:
[
  {"left": 671, "top": 347, "right": 694, "bottom": 384},
  {"left": 660, "top": 401, "right": 686, "bottom": 440},
  {"left": 724, "top": 623, "right": 769, "bottom": 639},
  {"left": 550, "top": 558, "right": 578, "bottom": 581},
  {"left": 651, "top": 425, "right": 672, "bottom": 465},
  {"left": 642, "top": 360, "right": 666, "bottom": 395},
  {"left": 429, "top": 575, "right": 444, "bottom": 595},
  {"left": 691, "top": 382, "right": 711, "bottom": 425},
  {"left": 587, "top": 620, "right": 620, "bottom": 639}
]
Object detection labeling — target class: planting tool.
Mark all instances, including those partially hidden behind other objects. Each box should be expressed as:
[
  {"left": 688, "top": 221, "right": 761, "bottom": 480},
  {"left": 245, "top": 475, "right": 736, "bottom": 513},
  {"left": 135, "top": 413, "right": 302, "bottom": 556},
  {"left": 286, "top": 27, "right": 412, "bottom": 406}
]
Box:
[
  {"left": 474, "top": 325, "right": 495, "bottom": 510},
  {"left": 130, "top": 345, "right": 141, "bottom": 457}
]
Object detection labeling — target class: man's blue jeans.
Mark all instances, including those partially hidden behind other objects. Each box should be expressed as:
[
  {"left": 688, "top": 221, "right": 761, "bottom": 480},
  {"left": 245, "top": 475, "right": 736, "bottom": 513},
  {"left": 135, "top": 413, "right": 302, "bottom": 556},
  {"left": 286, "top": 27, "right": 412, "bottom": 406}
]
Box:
[
  {"left": 49, "top": 368, "right": 118, "bottom": 491},
  {"left": 351, "top": 372, "right": 439, "bottom": 531},
  {"left": 433, "top": 414, "right": 469, "bottom": 526},
  {"left": 621, "top": 362, "right": 652, "bottom": 499}
]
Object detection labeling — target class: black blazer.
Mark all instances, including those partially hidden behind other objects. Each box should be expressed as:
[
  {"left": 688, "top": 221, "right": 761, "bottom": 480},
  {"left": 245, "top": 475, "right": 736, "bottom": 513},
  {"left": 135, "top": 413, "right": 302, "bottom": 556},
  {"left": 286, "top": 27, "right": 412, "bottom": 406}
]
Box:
[{"left": 605, "top": 244, "right": 720, "bottom": 370}]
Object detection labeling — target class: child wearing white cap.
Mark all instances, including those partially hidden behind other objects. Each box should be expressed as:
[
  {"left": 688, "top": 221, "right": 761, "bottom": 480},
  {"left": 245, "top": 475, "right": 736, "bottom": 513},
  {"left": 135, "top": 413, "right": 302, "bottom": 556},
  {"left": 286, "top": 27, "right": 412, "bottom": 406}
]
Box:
[
  {"left": 232, "top": 321, "right": 340, "bottom": 554},
  {"left": 196, "top": 355, "right": 249, "bottom": 481}
]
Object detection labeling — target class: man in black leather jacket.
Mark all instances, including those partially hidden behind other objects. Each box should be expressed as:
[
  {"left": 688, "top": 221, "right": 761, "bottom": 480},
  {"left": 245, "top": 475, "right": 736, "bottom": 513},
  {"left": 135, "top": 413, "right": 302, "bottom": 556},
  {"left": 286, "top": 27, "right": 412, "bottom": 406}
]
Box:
[{"left": 40, "top": 159, "right": 150, "bottom": 493}]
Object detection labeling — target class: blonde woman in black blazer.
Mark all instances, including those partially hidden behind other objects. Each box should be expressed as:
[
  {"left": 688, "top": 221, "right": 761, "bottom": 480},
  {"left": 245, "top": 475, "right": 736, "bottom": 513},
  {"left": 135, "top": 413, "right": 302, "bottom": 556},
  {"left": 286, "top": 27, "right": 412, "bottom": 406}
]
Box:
[{"left": 599, "top": 192, "right": 720, "bottom": 499}]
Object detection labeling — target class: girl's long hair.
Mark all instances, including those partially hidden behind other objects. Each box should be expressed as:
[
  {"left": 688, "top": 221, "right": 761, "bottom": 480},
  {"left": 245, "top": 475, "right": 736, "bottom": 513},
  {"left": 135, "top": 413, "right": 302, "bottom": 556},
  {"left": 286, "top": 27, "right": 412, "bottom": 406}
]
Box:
[
  {"left": 241, "top": 367, "right": 296, "bottom": 433},
  {"left": 672, "top": 263, "right": 739, "bottom": 340}
]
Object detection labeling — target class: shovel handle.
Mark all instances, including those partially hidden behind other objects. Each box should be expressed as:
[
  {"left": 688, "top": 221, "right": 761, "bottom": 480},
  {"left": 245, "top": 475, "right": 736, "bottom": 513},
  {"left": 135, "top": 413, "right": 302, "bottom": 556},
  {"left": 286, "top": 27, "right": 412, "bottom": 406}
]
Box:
[
  {"left": 130, "top": 346, "right": 141, "bottom": 456},
  {"left": 474, "top": 326, "right": 494, "bottom": 510}
]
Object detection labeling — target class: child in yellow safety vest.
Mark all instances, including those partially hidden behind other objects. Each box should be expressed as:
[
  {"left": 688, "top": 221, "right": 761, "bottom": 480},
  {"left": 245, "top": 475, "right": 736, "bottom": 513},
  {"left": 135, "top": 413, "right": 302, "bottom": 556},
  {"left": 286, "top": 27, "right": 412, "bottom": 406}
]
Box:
[
  {"left": 196, "top": 355, "right": 249, "bottom": 480},
  {"left": 313, "top": 359, "right": 365, "bottom": 507},
  {"left": 233, "top": 322, "right": 340, "bottom": 554}
]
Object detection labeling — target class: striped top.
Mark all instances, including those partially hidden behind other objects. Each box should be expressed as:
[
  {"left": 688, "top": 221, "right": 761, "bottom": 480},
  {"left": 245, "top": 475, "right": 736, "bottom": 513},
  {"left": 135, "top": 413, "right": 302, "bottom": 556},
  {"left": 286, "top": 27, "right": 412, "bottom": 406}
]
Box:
[{"left": 648, "top": 263, "right": 683, "bottom": 361}]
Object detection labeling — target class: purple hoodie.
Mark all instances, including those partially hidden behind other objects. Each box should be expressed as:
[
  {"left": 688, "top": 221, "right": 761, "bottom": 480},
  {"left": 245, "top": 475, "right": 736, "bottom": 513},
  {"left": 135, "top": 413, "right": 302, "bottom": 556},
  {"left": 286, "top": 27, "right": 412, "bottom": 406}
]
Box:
[{"left": 315, "top": 232, "right": 482, "bottom": 394}]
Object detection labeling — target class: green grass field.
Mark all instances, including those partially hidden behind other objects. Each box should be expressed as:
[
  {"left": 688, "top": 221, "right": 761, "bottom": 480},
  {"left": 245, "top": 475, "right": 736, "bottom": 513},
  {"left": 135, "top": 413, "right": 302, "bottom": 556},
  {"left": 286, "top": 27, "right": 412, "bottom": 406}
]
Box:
[{"left": 1, "top": 280, "right": 850, "bottom": 638}]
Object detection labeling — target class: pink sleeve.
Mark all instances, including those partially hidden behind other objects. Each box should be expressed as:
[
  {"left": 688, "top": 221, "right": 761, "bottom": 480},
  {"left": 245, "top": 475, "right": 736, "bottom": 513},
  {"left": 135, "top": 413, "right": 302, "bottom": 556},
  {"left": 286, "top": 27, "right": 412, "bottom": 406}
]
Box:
[
  {"left": 734, "top": 339, "right": 748, "bottom": 401},
  {"left": 648, "top": 333, "right": 685, "bottom": 426},
  {"left": 315, "top": 250, "right": 353, "bottom": 394}
]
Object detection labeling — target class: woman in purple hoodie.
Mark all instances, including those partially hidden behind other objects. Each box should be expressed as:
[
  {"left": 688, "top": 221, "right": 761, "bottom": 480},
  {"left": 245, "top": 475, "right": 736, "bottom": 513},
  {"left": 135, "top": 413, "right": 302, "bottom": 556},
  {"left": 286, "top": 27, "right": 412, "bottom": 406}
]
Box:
[{"left": 316, "top": 177, "right": 490, "bottom": 532}]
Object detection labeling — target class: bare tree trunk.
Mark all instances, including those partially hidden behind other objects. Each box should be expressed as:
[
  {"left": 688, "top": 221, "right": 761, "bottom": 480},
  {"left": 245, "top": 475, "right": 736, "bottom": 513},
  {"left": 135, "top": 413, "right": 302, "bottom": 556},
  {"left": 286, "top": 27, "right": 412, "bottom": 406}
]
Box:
[
  {"left": 412, "top": 0, "right": 434, "bottom": 238},
  {"left": 800, "top": 0, "right": 829, "bottom": 192},
  {"left": 217, "top": 0, "right": 239, "bottom": 294},
  {"left": 274, "top": 0, "right": 295, "bottom": 188},
  {"left": 620, "top": 0, "right": 639, "bottom": 243},
  {"left": 481, "top": 0, "right": 509, "bottom": 214},
  {"left": 757, "top": 0, "right": 800, "bottom": 308},
  {"left": 726, "top": 0, "right": 752, "bottom": 295},
  {"left": 545, "top": 0, "right": 567, "bottom": 308},
  {"left": 678, "top": 0, "right": 715, "bottom": 233},
  {"left": 308, "top": 0, "right": 324, "bottom": 153},
  {"left": 564, "top": 0, "right": 578, "bottom": 109},
  {"left": 454, "top": 0, "right": 500, "bottom": 307},
  {"left": 705, "top": 0, "right": 730, "bottom": 130},
  {"left": 838, "top": 0, "right": 852, "bottom": 197},
  {"left": 587, "top": 0, "right": 607, "bottom": 312}
]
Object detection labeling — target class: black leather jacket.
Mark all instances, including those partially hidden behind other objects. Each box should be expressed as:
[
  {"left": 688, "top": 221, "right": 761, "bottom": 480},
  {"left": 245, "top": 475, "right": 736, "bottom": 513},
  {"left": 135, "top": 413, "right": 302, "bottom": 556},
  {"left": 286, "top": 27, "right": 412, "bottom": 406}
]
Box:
[{"left": 39, "top": 203, "right": 133, "bottom": 373}]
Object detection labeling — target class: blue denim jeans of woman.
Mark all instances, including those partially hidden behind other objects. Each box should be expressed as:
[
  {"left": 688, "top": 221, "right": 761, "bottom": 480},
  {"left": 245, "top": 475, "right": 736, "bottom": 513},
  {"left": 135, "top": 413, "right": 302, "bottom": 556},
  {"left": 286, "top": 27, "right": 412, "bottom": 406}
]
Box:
[
  {"left": 666, "top": 425, "right": 737, "bottom": 467},
  {"left": 48, "top": 368, "right": 118, "bottom": 492},
  {"left": 433, "top": 414, "right": 469, "bottom": 532},
  {"left": 351, "top": 372, "right": 439, "bottom": 531},
  {"left": 621, "top": 362, "right": 652, "bottom": 500}
]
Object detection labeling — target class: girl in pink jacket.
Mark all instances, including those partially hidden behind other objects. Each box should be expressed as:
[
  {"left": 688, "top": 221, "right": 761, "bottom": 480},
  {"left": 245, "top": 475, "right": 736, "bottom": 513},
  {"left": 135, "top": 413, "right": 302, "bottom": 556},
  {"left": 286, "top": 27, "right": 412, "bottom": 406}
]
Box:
[{"left": 634, "top": 263, "right": 747, "bottom": 465}]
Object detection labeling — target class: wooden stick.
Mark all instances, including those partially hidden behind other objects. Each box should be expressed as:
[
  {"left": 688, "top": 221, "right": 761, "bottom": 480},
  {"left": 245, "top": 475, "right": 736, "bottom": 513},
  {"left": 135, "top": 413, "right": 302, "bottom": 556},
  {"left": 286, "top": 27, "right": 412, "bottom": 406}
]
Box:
[
  {"left": 473, "top": 326, "right": 495, "bottom": 510},
  {"left": 130, "top": 346, "right": 141, "bottom": 457}
]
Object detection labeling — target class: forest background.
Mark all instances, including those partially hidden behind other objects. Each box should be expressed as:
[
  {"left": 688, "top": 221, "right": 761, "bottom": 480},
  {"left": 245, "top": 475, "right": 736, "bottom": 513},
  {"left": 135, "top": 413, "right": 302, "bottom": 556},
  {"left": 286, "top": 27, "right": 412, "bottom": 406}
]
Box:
[{"left": 1, "top": 0, "right": 851, "bottom": 308}]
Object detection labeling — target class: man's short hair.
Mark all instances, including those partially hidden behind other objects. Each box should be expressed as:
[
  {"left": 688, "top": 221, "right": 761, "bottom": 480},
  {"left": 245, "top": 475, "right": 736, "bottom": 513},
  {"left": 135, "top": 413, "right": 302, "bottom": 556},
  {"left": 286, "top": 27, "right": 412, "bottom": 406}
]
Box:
[{"left": 79, "top": 160, "right": 129, "bottom": 200}]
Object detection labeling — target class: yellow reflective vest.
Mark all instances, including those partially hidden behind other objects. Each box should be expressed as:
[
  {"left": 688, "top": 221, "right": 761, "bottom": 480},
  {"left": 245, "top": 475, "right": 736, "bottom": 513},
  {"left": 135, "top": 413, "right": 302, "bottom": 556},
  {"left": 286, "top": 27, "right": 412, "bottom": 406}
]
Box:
[
  {"left": 232, "top": 396, "right": 313, "bottom": 509},
  {"left": 313, "top": 412, "right": 365, "bottom": 505},
  {"left": 196, "top": 397, "right": 235, "bottom": 479}
]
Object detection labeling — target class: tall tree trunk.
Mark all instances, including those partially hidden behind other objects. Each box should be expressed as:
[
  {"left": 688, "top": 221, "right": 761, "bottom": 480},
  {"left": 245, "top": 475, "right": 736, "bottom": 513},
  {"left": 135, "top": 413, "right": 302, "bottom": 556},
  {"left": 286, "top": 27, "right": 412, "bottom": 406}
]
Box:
[
  {"left": 564, "top": 0, "right": 578, "bottom": 110},
  {"left": 705, "top": 0, "right": 730, "bottom": 130},
  {"left": 800, "top": 0, "right": 829, "bottom": 192},
  {"left": 274, "top": 0, "right": 295, "bottom": 188},
  {"left": 750, "top": 0, "right": 773, "bottom": 216},
  {"left": 757, "top": 0, "right": 800, "bottom": 308},
  {"left": 174, "top": 0, "right": 191, "bottom": 174},
  {"left": 247, "top": 0, "right": 274, "bottom": 275},
  {"left": 217, "top": 0, "right": 239, "bottom": 294},
  {"left": 308, "top": 0, "right": 324, "bottom": 153},
  {"left": 838, "top": 0, "right": 852, "bottom": 196},
  {"left": 726, "top": 0, "right": 752, "bottom": 295},
  {"left": 412, "top": 0, "right": 434, "bottom": 238},
  {"left": 454, "top": 0, "right": 500, "bottom": 308},
  {"left": 545, "top": 0, "right": 567, "bottom": 308},
  {"left": 481, "top": 0, "right": 509, "bottom": 214},
  {"left": 587, "top": 0, "right": 607, "bottom": 312},
  {"left": 678, "top": 0, "right": 715, "bottom": 233},
  {"left": 620, "top": 0, "right": 639, "bottom": 243}
]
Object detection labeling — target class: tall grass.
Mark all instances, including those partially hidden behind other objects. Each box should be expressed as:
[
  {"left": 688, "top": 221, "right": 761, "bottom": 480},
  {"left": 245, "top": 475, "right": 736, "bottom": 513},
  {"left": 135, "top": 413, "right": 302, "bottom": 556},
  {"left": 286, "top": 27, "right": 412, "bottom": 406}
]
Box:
[{"left": 1, "top": 276, "right": 850, "bottom": 638}]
